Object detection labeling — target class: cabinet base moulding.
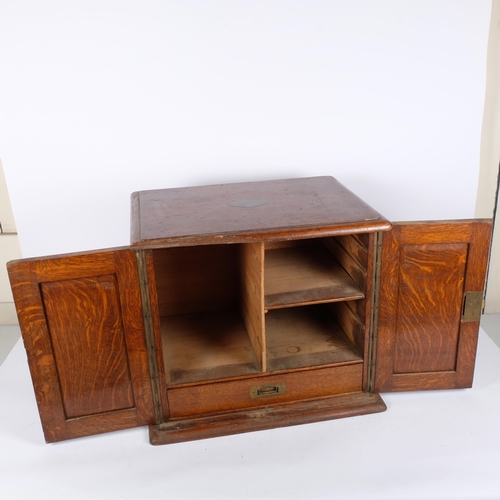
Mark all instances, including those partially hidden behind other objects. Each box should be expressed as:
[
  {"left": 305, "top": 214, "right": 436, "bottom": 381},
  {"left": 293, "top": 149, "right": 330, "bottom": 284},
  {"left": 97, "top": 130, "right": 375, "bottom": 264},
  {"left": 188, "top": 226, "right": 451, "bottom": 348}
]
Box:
[{"left": 149, "top": 392, "right": 387, "bottom": 445}]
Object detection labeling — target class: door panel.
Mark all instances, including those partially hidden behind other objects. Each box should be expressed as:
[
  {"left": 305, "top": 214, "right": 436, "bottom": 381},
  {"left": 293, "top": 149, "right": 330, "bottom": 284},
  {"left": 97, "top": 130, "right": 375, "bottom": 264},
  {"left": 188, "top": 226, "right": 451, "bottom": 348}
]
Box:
[
  {"left": 8, "top": 249, "right": 155, "bottom": 442},
  {"left": 41, "top": 275, "right": 135, "bottom": 418},
  {"left": 374, "top": 220, "right": 492, "bottom": 392}
]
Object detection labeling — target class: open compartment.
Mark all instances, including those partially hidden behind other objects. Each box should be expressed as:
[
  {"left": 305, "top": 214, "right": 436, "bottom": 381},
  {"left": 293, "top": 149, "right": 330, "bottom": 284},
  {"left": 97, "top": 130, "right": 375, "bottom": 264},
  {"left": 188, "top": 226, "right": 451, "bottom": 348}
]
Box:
[
  {"left": 264, "top": 234, "right": 371, "bottom": 372},
  {"left": 154, "top": 232, "right": 373, "bottom": 383},
  {"left": 264, "top": 235, "right": 368, "bottom": 309},
  {"left": 153, "top": 243, "right": 265, "bottom": 385},
  {"left": 265, "top": 304, "right": 363, "bottom": 372}
]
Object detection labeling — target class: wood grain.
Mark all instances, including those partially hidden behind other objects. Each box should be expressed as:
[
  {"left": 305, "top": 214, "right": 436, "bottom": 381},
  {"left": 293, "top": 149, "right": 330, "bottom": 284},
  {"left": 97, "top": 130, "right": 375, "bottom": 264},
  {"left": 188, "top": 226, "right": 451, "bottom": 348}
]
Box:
[
  {"left": 150, "top": 392, "right": 386, "bottom": 445},
  {"left": 327, "top": 301, "right": 365, "bottom": 355},
  {"left": 264, "top": 245, "right": 365, "bottom": 309},
  {"left": 153, "top": 245, "right": 239, "bottom": 317},
  {"left": 161, "top": 310, "right": 261, "bottom": 384},
  {"left": 265, "top": 305, "right": 362, "bottom": 372},
  {"left": 167, "top": 363, "right": 363, "bottom": 418},
  {"left": 41, "top": 275, "right": 134, "bottom": 418},
  {"left": 323, "top": 237, "right": 367, "bottom": 292},
  {"left": 393, "top": 243, "right": 467, "bottom": 373},
  {"left": 330, "top": 234, "right": 368, "bottom": 268},
  {"left": 240, "top": 242, "right": 266, "bottom": 371},
  {"left": 374, "top": 220, "right": 492, "bottom": 392},
  {"left": 131, "top": 177, "right": 391, "bottom": 248},
  {"left": 144, "top": 250, "right": 171, "bottom": 421},
  {"left": 7, "top": 249, "right": 155, "bottom": 442}
]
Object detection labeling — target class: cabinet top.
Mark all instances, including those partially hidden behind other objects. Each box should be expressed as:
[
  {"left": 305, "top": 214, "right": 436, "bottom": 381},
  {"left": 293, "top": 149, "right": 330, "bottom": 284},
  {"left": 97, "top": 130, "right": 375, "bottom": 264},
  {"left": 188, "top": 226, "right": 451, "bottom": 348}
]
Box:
[{"left": 131, "top": 176, "right": 391, "bottom": 248}]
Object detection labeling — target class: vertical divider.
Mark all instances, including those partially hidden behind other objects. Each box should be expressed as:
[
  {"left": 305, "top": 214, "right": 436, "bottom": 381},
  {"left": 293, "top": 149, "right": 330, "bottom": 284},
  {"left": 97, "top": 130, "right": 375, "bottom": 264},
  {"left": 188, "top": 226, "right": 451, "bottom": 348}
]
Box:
[{"left": 240, "top": 242, "right": 266, "bottom": 372}]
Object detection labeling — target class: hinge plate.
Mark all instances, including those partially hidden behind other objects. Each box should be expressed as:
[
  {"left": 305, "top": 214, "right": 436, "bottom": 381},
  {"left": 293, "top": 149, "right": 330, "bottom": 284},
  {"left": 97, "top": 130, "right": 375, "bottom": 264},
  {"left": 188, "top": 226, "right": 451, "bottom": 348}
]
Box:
[{"left": 462, "top": 291, "right": 484, "bottom": 323}]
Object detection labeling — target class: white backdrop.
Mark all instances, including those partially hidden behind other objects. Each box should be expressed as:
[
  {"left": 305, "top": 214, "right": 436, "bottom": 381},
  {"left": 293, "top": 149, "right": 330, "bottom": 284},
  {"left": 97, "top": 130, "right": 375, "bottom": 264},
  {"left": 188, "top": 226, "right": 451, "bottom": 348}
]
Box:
[{"left": 0, "top": 0, "right": 491, "bottom": 258}]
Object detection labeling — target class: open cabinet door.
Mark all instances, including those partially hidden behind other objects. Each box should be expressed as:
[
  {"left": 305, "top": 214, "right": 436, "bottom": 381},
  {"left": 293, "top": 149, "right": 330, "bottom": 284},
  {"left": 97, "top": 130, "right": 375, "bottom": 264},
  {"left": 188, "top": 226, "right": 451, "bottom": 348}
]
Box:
[
  {"left": 374, "top": 220, "right": 492, "bottom": 393},
  {"left": 8, "top": 249, "right": 155, "bottom": 442}
]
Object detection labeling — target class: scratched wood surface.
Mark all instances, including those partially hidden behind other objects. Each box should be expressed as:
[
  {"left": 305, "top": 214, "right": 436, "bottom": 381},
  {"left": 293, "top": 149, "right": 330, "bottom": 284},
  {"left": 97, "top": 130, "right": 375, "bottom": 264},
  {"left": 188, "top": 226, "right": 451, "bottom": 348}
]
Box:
[
  {"left": 131, "top": 177, "right": 391, "bottom": 248},
  {"left": 151, "top": 392, "right": 386, "bottom": 445}
]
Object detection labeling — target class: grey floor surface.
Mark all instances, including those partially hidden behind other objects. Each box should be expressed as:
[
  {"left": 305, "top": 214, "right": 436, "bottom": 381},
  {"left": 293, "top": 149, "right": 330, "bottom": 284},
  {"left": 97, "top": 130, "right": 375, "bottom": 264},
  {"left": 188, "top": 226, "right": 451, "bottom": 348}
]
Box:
[
  {"left": 0, "top": 315, "right": 500, "bottom": 366},
  {"left": 480, "top": 314, "right": 500, "bottom": 349},
  {"left": 0, "top": 325, "right": 21, "bottom": 366}
]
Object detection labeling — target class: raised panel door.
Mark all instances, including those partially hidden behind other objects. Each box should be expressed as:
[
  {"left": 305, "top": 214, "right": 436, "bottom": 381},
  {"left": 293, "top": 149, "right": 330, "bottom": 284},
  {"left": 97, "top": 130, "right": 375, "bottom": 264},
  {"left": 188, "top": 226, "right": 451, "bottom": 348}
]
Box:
[
  {"left": 374, "top": 220, "right": 492, "bottom": 392},
  {"left": 8, "top": 249, "right": 155, "bottom": 442}
]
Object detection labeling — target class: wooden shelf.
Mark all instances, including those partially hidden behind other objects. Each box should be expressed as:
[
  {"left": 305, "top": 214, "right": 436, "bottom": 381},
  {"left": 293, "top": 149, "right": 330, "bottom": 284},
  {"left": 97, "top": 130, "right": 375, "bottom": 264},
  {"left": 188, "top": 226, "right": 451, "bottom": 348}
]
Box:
[
  {"left": 264, "top": 245, "right": 365, "bottom": 310},
  {"left": 266, "top": 305, "right": 363, "bottom": 372},
  {"left": 161, "top": 310, "right": 261, "bottom": 385}
]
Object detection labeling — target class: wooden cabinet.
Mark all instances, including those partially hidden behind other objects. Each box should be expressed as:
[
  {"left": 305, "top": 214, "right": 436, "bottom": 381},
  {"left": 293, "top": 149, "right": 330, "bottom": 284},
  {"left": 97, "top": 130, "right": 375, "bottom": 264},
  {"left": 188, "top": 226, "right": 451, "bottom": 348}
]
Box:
[{"left": 7, "top": 177, "right": 492, "bottom": 445}]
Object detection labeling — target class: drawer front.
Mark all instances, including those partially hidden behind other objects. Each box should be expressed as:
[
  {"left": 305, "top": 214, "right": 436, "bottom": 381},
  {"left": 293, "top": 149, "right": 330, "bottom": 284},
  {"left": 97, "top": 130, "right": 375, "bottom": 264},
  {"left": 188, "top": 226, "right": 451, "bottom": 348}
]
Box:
[{"left": 168, "top": 363, "right": 363, "bottom": 418}]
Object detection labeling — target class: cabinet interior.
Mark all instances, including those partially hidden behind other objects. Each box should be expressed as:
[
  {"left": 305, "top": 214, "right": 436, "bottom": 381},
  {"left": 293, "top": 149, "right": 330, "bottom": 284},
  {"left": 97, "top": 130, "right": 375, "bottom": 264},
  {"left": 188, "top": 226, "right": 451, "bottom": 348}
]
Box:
[{"left": 152, "top": 233, "right": 370, "bottom": 386}]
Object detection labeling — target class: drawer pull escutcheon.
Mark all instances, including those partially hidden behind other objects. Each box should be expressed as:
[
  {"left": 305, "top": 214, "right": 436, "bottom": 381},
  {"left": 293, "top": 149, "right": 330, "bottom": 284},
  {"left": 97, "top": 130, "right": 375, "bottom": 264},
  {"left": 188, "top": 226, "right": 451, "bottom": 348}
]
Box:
[{"left": 250, "top": 382, "right": 286, "bottom": 399}]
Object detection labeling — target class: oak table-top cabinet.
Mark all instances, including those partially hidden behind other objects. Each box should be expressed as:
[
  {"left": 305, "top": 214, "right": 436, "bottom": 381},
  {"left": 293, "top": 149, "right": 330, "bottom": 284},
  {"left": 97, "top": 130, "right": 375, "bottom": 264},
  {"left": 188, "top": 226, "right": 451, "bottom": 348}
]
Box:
[{"left": 7, "top": 177, "right": 492, "bottom": 445}]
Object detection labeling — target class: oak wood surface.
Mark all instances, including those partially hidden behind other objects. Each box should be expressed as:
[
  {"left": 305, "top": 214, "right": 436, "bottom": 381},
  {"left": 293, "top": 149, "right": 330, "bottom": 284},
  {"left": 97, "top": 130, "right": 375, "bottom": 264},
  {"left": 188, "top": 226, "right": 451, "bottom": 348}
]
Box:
[
  {"left": 327, "top": 301, "right": 365, "bottom": 353},
  {"left": 150, "top": 392, "right": 386, "bottom": 445},
  {"left": 264, "top": 244, "right": 365, "bottom": 309},
  {"left": 144, "top": 249, "right": 170, "bottom": 421},
  {"left": 167, "top": 363, "right": 363, "bottom": 418},
  {"left": 330, "top": 234, "right": 368, "bottom": 268},
  {"left": 323, "top": 237, "right": 367, "bottom": 292},
  {"left": 240, "top": 242, "right": 266, "bottom": 371},
  {"left": 41, "top": 275, "right": 135, "bottom": 418},
  {"left": 361, "top": 232, "right": 378, "bottom": 390},
  {"left": 7, "top": 249, "right": 155, "bottom": 442},
  {"left": 374, "top": 220, "right": 492, "bottom": 392},
  {"left": 161, "top": 310, "right": 261, "bottom": 385},
  {"left": 131, "top": 177, "right": 391, "bottom": 248},
  {"left": 153, "top": 245, "right": 239, "bottom": 317},
  {"left": 265, "top": 305, "right": 362, "bottom": 372}
]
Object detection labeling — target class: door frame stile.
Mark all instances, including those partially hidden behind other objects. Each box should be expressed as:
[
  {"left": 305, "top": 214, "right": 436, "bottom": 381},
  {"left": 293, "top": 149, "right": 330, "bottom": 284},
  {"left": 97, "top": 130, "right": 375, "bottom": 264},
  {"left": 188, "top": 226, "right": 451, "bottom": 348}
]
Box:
[{"left": 136, "top": 249, "right": 163, "bottom": 425}]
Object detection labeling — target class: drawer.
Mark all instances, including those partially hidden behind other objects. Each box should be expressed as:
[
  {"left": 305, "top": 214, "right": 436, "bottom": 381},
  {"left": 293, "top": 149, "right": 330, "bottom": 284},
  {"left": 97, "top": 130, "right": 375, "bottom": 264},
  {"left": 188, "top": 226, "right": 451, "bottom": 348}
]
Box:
[{"left": 167, "top": 363, "right": 363, "bottom": 418}]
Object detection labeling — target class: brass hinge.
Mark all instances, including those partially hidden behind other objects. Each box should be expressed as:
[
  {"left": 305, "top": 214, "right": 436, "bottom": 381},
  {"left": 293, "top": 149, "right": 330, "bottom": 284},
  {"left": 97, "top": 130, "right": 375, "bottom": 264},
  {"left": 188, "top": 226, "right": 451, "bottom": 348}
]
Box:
[{"left": 462, "top": 291, "right": 484, "bottom": 323}]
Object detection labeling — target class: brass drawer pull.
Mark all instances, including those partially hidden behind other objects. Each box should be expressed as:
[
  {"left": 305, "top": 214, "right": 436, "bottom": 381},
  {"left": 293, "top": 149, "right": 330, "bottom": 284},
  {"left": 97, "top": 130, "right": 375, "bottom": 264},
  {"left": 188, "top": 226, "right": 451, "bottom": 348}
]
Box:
[{"left": 250, "top": 382, "right": 286, "bottom": 399}]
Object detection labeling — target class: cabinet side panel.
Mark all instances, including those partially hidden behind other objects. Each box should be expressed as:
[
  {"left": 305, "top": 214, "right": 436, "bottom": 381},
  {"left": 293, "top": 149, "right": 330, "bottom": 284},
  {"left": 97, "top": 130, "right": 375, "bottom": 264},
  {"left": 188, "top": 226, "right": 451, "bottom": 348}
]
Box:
[{"left": 41, "top": 276, "right": 135, "bottom": 418}]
